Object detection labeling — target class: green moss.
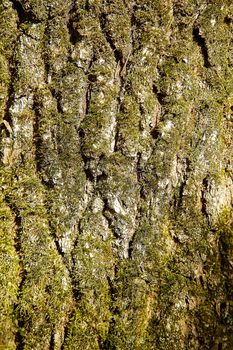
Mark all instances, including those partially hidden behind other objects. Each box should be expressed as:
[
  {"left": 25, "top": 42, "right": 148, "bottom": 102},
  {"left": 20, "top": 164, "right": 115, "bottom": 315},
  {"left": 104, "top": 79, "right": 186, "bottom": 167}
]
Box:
[
  {"left": 217, "top": 209, "right": 232, "bottom": 251},
  {"left": 63, "top": 212, "right": 114, "bottom": 349},
  {"left": 0, "top": 4, "right": 18, "bottom": 58},
  {"left": 0, "top": 164, "right": 74, "bottom": 348},
  {"left": 100, "top": 0, "right": 131, "bottom": 60},
  {"left": 98, "top": 153, "right": 139, "bottom": 207},
  {"left": 0, "top": 0, "right": 232, "bottom": 348},
  {"left": 81, "top": 112, "right": 115, "bottom": 158},
  {"left": 0, "top": 54, "right": 10, "bottom": 121},
  {"left": 116, "top": 94, "right": 141, "bottom": 156},
  {"left": 0, "top": 195, "right": 20, "bottom": 349}
]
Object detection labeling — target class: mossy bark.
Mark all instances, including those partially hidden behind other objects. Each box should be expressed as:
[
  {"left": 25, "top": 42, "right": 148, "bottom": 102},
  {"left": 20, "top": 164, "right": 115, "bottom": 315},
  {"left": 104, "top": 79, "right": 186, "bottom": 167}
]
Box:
[{"left": 0, "top": 0, "right": 232, "bottom": 349}]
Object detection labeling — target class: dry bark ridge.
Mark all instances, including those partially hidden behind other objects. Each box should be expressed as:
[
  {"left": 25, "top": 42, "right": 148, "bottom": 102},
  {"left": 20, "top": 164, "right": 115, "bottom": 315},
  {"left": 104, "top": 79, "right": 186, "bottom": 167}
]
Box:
[{"left": 0, "top": 0, "right": 232, "bottom": 349}]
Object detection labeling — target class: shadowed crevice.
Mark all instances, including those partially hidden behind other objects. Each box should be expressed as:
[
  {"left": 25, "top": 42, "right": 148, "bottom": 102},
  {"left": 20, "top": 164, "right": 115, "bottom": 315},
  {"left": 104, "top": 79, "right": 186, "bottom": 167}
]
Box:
[
  {"left": 152, "top": 84, "right": 165, "bottom": 106},
  {"left": 49, "top": 331, "right": 55, "bottom": 350},
  {"left": 67, "top": 16, "right": 83, "bottom": 45},
  {"left": 99, "top": 13, "right": 123, "bottom": 66},
  {"left": 67, "top": 1, "right": 85, "bottom": 45},
  {"left": 51, "top": 89, "right": 63, "bottom": 114},
  {"left": 15, "top": 318, "right": 25, "bottom": 350},
  {"left": 224, "top": 16, "right": 232, "bottom": 25},
  {"left": 201, "top": 177, "right": 209, "bottom": 224},
  {"left": 10, "top": 0, "right": 42, "bottom": 24},
  {"left": 192, "top": 27, "right": 211, "bottom": 68}
]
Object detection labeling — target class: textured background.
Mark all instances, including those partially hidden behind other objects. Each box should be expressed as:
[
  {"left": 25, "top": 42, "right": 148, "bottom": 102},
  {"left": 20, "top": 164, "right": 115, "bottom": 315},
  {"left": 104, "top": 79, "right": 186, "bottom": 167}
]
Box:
[{"left": 0, "top": 0, "right": 232, "bottom": 349}]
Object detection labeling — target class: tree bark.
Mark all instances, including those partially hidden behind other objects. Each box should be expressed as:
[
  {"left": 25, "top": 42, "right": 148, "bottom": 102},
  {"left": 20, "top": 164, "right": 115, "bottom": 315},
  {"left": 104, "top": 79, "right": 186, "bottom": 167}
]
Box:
[{"left": 0, "top": 0, "right": 232, "bottom": 349}]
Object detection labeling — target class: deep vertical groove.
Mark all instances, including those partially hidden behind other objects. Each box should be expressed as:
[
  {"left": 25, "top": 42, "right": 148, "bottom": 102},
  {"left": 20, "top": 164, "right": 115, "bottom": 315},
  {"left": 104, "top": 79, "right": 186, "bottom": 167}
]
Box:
[
  {"left": 201, "top": 177, "right": 209, "bottom": 223},
  {"left": 192, "top": 27, "right": 211, "bottom": 68},
  {"left": 49, "top": 331, "right": 55, "bottom": 350},
  {"left": 10, "top": 0, "right": 42, "bottom": 24}
]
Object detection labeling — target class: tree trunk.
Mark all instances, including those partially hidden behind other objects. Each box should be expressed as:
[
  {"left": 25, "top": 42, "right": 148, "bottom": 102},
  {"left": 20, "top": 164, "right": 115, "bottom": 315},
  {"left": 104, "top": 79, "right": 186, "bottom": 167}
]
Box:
[{"left": 0, "top": 0, "right": 232, "bottom": 349}]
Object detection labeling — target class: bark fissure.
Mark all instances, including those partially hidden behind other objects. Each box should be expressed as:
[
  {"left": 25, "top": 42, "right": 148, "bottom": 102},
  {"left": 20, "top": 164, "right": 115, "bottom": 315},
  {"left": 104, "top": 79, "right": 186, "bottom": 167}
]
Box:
[
  {"left": 201, "top": 177, "right": 209, "bottom": 224},
  {"left": 49, "top": 331, "right": 55, "bottom": 350},
  {"left": 192, "top": 27, "right": 211, "bottom": 68},
  {"left": 99, "top": 13, "right": 123, "bottom": 67},
  {"left": 10, "top": 0, "right": 42, "bottom": 24}
]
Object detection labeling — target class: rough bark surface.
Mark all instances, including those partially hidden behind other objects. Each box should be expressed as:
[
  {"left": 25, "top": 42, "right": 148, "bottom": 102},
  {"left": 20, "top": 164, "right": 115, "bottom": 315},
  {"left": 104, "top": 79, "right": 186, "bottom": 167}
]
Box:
[{"left": 0, "top": 0, "right": 232, "bottom": 349}]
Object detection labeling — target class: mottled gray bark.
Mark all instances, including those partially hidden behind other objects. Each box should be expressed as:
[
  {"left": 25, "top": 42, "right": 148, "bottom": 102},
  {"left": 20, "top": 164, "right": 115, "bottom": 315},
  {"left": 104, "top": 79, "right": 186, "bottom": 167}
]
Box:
[{"left": 0, "top": 0, "right": 232, "bottom": 349}]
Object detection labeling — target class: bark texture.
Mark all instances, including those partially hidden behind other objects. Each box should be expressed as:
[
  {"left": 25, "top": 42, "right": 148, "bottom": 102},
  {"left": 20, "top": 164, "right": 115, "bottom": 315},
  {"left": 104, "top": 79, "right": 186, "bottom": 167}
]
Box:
[{"left": 0, "top": 0, "right": 232, "bottom": 349}]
